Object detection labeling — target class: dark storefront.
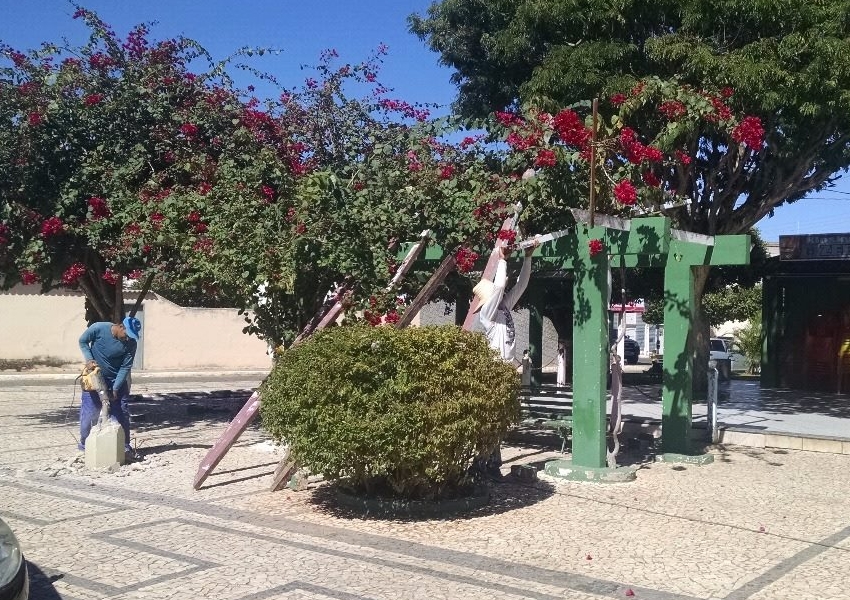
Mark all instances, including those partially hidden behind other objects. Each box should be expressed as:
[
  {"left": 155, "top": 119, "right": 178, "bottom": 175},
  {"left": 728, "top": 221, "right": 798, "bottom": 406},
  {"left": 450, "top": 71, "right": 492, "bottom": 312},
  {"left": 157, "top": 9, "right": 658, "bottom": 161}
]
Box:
[{"left": 762, "top": 233, "right": 850, "bottom": 392}]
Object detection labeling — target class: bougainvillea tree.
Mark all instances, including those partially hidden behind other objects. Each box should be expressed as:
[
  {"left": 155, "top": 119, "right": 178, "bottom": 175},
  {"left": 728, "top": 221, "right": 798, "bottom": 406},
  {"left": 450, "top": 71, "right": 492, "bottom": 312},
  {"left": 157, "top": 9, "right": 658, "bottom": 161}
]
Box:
[{"left": 0, "top": 8, "right": 305, "bottom": 323}]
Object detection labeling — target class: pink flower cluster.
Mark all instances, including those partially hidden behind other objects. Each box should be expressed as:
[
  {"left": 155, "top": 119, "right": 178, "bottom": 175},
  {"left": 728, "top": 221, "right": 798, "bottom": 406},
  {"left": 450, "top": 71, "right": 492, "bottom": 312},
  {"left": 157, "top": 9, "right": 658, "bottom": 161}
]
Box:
[
  {"left": 180, "top": 123, "right": 199, "bottom": 137},
  {"left": 61, "top": 262, "right": 86, "bottom": 285},
  {"left": 40, "top": 217, "right": 64, "bottom": 237},
  {"left": 658, "top": 100, "right": 686, "bottom": 120},
  {"left": 609, "top": 93, "right": 627, "bottom": 107},
  {"left": 439, "top": 164, "right": 456, "bottom": 180},
  {"left": 84, "top": 93, "right": 103, "bottom": 106},
  {"left": 102, "top": 269, "right": 118, "bottom": 285},
  {"left": 88, "top": 197, "right": 110, "bottom": 220},
  {"left": 20, "top": 270, "right": 39, "bottom": 285}
]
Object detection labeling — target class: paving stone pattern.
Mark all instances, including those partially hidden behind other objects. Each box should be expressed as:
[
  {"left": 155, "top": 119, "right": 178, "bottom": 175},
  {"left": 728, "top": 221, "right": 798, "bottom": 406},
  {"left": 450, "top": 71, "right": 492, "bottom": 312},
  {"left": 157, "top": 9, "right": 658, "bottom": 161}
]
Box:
[{"left": 1, "top": 379, "right": 849, "bottom": 599}]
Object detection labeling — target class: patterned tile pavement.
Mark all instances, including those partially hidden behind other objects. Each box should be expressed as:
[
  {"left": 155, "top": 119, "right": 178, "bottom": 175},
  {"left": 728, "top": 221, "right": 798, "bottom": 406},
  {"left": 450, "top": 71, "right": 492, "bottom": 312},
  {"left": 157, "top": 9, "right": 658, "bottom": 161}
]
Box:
[{"left": 1, "top": 377, "right": 849, "bottom": 599}]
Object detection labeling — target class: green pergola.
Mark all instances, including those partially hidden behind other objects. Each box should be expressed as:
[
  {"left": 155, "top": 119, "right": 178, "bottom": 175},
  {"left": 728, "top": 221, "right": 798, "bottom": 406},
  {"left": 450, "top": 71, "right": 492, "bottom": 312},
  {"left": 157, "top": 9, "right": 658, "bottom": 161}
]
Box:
[{"left": 408, "top": 212, "right": 750, "bottom": 480}]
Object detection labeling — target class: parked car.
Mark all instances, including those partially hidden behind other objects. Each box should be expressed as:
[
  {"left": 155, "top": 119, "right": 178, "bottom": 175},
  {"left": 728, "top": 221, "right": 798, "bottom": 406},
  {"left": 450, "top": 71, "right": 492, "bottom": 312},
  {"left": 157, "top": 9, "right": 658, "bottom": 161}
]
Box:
[
  {"left": 710, "top": 337, "right": 746, "bottom": 372},
  {"left": 610, "top": 334, "right": 640, "bottom": 365},
  {"left": 0, "top": 517, "right": 28, "bottom": 600}
]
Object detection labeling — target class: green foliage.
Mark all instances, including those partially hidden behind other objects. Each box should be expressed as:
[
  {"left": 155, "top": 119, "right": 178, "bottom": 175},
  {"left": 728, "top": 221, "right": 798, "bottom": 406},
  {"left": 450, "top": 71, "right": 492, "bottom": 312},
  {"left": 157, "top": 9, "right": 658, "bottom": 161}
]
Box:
[
  {"left": 412, "top": 0, "right": 850, "bottom": 236},
  {"left": 260, "top": 324, "right": 520, "bottom": 500},
  {"left": 702, "top": 284, "right": 762, "bottom": 327},
  {"left": 734, "top": 312, "right": 762, "bottom": 374}
]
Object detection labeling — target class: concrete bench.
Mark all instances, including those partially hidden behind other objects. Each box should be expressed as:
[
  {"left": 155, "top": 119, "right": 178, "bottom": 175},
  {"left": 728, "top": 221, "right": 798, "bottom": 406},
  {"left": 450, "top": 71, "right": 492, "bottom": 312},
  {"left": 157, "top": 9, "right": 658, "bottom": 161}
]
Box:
[{"left": 517, "top": 385, "right": 573, "bottom": 452}]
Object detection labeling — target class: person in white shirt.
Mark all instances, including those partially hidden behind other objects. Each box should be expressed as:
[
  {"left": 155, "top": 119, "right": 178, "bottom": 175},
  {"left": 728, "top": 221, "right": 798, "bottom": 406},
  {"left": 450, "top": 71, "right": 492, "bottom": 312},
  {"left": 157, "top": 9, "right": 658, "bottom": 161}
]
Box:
[{"left": 471, "top": 241, "right": 537, "bottom": 478}]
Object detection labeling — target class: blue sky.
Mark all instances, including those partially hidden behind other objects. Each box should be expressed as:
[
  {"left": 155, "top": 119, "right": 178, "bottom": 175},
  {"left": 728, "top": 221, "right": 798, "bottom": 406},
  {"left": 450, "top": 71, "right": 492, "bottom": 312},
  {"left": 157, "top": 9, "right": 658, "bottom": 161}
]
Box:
[{"left": 2, "top": 0, "right": 848, "bottom": 242}]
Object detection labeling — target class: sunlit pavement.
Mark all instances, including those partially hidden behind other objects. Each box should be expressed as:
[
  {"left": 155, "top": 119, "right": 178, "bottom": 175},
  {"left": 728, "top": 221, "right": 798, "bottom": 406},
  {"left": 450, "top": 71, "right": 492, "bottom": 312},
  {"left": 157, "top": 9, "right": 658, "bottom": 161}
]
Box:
[{"left": 2, "top": 376, "right": 849, "bottom": 600}]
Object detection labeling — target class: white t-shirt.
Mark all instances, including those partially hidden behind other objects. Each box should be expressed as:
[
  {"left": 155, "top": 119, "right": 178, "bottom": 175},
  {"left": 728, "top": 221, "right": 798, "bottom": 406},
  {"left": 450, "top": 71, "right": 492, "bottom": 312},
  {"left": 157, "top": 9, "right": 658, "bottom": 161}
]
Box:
[{"left": 478, "top": 256, "right": 532, "bottom": 362}]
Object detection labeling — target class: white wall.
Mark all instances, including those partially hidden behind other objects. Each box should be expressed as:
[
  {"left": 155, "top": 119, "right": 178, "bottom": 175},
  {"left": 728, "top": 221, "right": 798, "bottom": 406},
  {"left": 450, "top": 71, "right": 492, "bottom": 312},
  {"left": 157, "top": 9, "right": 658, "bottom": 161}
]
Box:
[{"left": 0, "top": 285, "right": 271, "bottom": 370}]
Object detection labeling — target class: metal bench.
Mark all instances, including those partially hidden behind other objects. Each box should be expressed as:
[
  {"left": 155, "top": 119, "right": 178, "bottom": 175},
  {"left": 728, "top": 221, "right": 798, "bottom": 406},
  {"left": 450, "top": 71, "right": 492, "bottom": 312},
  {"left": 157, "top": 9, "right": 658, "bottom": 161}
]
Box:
[{"left": 517, "top": 385, "right": 574, "bottom": 452}]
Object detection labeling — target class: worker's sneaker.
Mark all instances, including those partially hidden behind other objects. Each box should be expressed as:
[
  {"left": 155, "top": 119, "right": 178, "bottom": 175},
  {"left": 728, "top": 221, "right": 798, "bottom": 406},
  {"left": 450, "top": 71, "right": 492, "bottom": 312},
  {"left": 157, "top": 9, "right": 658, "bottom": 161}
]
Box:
[{"left": 125, "top": 449, "right": 143, "bottom": 463}]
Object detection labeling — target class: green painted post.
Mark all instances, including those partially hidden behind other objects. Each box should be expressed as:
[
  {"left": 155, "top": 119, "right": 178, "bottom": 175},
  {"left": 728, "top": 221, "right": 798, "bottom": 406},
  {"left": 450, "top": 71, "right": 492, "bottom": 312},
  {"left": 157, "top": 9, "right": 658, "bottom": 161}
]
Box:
[
  {"left": 528, "top": 305, "right": 543, "bottom": 387},
  {"left": 662, "top": 244, "right": 700, "bottom": 454},
  {"left": 571, "top": 227, "right": 609, "bottom": 468},
  {"left": 662, "top": 236, "right": 750, "bottom": 454}
]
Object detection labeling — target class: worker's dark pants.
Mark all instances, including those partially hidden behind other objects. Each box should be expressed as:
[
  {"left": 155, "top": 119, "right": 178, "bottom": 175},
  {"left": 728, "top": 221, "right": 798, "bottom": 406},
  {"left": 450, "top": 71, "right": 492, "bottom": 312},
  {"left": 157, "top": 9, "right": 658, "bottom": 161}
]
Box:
[{"left": 79, "top": 383, "right": 131, "bottom": 452}]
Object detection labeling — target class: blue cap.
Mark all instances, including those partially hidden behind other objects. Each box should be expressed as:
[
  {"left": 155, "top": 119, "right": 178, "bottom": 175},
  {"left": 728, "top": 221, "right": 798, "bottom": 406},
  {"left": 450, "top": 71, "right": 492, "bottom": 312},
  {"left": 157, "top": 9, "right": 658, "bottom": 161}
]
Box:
[{"left": 122, "top": 316, "right": 141, "bottom": 341}]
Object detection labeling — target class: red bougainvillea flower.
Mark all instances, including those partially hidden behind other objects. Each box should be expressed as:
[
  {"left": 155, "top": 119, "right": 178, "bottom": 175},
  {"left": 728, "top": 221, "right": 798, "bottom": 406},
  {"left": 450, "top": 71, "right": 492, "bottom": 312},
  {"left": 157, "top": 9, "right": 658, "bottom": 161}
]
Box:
[
  {"left": 180, "top": 122, "right": 198, "bottom": 137},
  {"left": 658, "top": 100, "right": 686, "bottom": 120},
  {"left": 675, "top": 150, "right": 692, "bottom": 165},
  {"left": 631, "top": 82, "right": 645, "bottom": 96},
  {"left": 192, "top": 238, "right": 213, "bottom": 253},
  {"left": 732, "top": 116, "right": 765, "bottom": 149},
  {"left": 642, "top": 146, "right": 664, "bottom": 163},
  {"left": 0, "top": 223, "right": 10, "bottom": 245},
  {"left": 497, "top": 229, "right": 517, "bottom": 245},
  {"left": 261, "top": 185, "right": 275, "bottom": 201},
  {"left": 721, "top": 87, "right": 734, "bottom": 98},
  {"left": 20, "top": 270, "right": 39, "bottom": 285},
  {"left": 353, "top": 180, "right": 366, "bottom": 191},
  {"left": 534, "top": 149, "right": 557, "bottom": 168},
  {"left": 588, "top": 239, "right": 604, "bottom": 257},
  {"left": 187, "top": 210, "right": 201, "bottom": 223},
  {"left": 126, "top": 222, "right": 141, "bottom": 236},
  {"left": 150, "top": 212, "right": 165, "bottom": 229},
  {"left": 294, "top": 222, "right": 307, "bottom": 235},
  {"left": 197, "top": 182, "right": 212, "bottom": 195},
  {"left": 102, "top": 269, "right": 118, "bottom": 285},
  {"left": 194, "top": 223, "right": 208, "bottom": 234},
  {"left": 362, "top": 310, "right": 382, "bottom": 327},
  {"left": 642, "top": 171, "right": 661, "bottom": 187},
  {"left": 40, "top": 216, "right": 64, "bottom": 237},
  {"left": 127, "top": 269, "right": 143, "bottom": 280},
  {"left": 88, "top": 197, "right": 110, "bottom": 220},
  {"left": 553, "top": 109, "right": 591, "bottom": 149},
  {"left": 439, "top": 164, "right": 456, "bottom": 180},
  {"left": 28, "top": 112, "right": 43, "bottom": 126},
  {"left": 454, "top": 247, "right": 479, "bottom": 273},
  {"left": 614, "top": 180, "right": 638, "bottom": 205},
  {"left": 61, "top": 262, "right": 87, "bottom": 285},
  {"left": 84, "top": 93, "right": 103, "bottom": 106},
  {"left": 384, "top": 310, "right": 400, "bottom": 325},
  {"left": 610, "top": 93, "right": 627, "bottom": 106},
  {"left": 709, "top": 97, "right": 733, "bottom": 122}
]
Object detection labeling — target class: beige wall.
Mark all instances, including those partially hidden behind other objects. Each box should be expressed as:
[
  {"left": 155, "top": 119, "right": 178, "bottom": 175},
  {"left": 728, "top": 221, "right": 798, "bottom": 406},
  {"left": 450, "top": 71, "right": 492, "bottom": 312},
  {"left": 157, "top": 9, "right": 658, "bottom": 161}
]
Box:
[{"left": 0, "top": 285, "right": 272, "bottom": 371}]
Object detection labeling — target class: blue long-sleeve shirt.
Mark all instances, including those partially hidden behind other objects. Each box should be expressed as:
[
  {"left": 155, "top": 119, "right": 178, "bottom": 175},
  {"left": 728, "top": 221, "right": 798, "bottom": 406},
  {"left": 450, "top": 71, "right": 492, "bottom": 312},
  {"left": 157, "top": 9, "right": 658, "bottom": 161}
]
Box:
[{"left": 79, "top": 322, "right": 137, "bottom": 392}]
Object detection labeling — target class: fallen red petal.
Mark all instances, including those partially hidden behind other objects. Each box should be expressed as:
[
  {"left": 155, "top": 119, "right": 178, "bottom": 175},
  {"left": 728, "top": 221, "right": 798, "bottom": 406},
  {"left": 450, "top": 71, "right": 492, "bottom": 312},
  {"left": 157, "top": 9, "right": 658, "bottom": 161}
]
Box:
[{"left": 625, "top": 589, "right": 635, "bottom": 597}]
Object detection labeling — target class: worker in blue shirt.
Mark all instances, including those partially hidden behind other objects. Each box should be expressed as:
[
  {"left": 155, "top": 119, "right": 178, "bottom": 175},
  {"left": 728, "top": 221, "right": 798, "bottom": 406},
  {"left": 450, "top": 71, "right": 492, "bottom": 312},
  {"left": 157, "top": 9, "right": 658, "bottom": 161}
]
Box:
[{"left": 78, "top": 316, "right": 141, "bottom": 458}]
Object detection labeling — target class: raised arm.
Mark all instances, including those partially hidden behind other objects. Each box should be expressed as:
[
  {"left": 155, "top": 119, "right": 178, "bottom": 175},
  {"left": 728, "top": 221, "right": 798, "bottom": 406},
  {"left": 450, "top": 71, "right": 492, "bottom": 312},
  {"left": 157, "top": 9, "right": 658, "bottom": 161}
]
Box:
[{"left": 502, "top": 251, "right": 533, "bottom": 310}]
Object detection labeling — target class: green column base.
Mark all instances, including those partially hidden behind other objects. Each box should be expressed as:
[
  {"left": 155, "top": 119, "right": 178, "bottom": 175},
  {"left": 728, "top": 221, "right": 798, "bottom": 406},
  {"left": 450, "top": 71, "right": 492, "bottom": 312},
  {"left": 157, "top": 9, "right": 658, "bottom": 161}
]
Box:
[
  {"left": 657, "top": 452, "right": 715, "bottom": 466},
  {"left": 544, "top": 459, "right": 637, "bottom": 483}
]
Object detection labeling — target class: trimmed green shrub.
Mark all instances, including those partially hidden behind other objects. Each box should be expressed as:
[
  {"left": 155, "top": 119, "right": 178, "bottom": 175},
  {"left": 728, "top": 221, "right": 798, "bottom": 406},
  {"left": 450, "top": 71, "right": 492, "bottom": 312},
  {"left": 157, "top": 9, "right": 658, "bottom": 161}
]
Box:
[{"left": 260, "top": 324, "right": 520, "bottom": 500}]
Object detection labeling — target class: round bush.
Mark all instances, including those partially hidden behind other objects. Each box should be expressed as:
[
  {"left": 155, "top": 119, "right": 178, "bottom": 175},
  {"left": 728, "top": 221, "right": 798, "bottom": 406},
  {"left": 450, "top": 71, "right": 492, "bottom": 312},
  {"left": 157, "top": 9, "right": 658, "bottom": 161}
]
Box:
[{"left": 260, "top": 324, "right": 519, "bottom": 501}]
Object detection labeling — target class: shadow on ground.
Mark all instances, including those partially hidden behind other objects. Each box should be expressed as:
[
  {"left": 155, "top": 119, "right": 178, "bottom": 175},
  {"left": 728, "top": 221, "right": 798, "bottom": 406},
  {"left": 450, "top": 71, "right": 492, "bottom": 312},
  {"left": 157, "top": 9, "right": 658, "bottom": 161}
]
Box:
[
  {"left": 16, "top": 389, "right": 257, "bottom": 435},
  {"left": 27, "top": 561, "right": 64, "bottom": 600},
  {"left": 307, "top": 478, "right": 557, "bottom": 523}
]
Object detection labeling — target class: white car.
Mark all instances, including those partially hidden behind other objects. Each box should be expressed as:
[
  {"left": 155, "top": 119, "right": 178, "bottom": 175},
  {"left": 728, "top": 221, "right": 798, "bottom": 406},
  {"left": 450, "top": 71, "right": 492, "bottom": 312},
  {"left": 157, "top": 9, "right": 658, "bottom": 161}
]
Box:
[{"left": 710, "top": 338, "right": 747, "bottom": 372}]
